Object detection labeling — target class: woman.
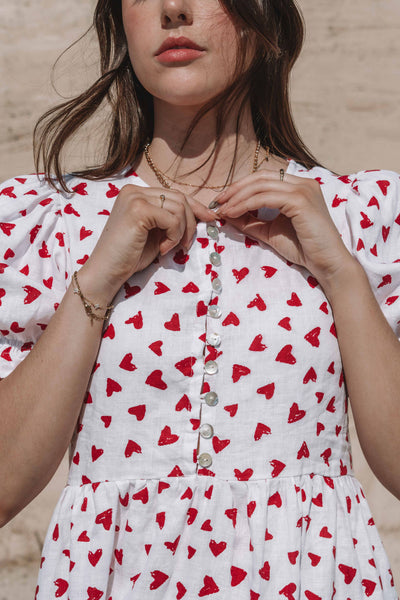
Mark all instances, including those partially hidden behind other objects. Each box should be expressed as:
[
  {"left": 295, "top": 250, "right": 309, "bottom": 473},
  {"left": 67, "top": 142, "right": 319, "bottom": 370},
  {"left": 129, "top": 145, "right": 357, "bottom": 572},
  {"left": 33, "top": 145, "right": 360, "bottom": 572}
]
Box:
[{"left": 0, "top": 0, "right": 399, "bottom": 598}]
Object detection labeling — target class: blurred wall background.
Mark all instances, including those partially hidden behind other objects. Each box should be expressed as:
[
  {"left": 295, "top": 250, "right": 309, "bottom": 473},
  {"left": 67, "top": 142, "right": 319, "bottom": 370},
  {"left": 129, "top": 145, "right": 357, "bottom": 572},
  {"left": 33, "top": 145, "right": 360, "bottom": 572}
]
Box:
[{"left": 0, "top": 0, "right": 399, "bottom": 597}]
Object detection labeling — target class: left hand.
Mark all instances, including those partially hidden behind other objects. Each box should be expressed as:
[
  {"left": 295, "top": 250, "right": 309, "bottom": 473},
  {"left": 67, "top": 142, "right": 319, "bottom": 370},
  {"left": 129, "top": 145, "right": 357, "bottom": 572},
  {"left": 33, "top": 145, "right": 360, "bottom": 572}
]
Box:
[{"left": 213, "top": 169, "right": 356, "bottom": 286}]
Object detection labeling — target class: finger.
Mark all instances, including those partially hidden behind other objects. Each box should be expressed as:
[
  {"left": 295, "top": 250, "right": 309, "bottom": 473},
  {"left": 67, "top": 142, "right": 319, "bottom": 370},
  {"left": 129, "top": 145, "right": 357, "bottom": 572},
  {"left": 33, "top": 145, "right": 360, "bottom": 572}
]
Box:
[
  {"left": 213, "top": 169, "right": 299, "bottom": 204},
  {"left": 215, "top": 180, "right": 296, "bottom": 214},
  {"left": 145, "top": 204, "right": 187, "bottom": 255},
  {"left": 216, "top": 189, "right": 299, "bottom": 219}
]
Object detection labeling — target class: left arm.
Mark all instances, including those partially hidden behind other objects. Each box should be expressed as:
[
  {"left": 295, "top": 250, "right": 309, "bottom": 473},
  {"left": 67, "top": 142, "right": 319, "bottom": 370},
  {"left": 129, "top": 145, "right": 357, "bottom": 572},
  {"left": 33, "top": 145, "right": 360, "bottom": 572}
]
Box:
[{"left": 212, "top": 170, "right": 400, "bottom": 499}]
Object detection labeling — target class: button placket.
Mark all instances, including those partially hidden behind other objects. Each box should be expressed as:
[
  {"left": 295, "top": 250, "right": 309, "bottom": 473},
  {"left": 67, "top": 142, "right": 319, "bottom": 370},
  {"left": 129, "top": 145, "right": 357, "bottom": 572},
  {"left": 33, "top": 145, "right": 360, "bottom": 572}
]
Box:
[{"left": 197, "top": 221, "right": 224, "bottom": 471}]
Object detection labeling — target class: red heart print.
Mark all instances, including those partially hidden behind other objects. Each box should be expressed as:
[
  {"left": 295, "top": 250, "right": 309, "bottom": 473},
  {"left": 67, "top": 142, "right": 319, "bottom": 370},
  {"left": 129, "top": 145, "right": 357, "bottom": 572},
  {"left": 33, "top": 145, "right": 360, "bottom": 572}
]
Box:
[
  {"left": 304, "top": 327, "right": 321, "bottom": 347},
  {"left": 197, "top": 237, "right": 209, "bottom": 248},
  {"left": 10, "top": 321, "right": 25, "bottom": 333},
  {"left": 106, "top": 378, "right": 122, "bottom": 397},
  {"left": 332, "top": 194, "right": 348, "bottom": 207},
  {"left": 0, "top": 222, "right": 16, "bottom": 236},
  {"left": 181, "top": 486, "right": 193, "bottom": 500},
  {"left": 316, "top": 422, "right": 325, "bottom": 436},
  {"left": 3, "top": 247, "right": 15, "bottom": 260},
  {"left": 256, "top": 382, "right": 275, "bottom": 399},
  {"left": 119, "top": 353, "right": 137, "bottom": 371},
  {"left": 154, "top": 281, "right": 170, "bottom": 294},
  {"left": 212, "top": 436, "right": 230, "bottom": 453},
  {"left": 247, "top": 294, "right": 266, "bottom": 311},
  {"left": 119, "top": 492, "right": 129, "bottom": 507},
  {"left": 249, "top": 334, "right": 267, "bottom": 351},
  {"left": 201, "top": 519, "right": 213, "bottom": 531},
  {"left": 254, "top": 422, "right": 271, "bottom": 440},
  {"left": 124, "top": 282, "right": 141, "bottom": 298},
  {"left": 187, "top": 545, "right": 196, "bottom": 558},
  {"left": 320, "top": 526, "right": 332, "bottom": 538},
  {"left": 91, "top": 445, "right": 103, "bottom": 462},
  {"left": 234, "top": 467, "right": 253, "bottom": 481},
  {"left": 209, "top": 539, "right": 226, "bottom": 556},
  {"left": 182, "top": 281, "right": 199, "bottom": 293},
  {"left": 326, "top": 397, "right": 336, "bottom": 413},
  {"left": 225, "top": 508, "right": 237, "bottom": 527},
  {"left": 308, "top": 552, "right": 321, "bottom": 566},
  {"left": 114, "top": 548, "right": 123, "bottom": 565},
  {"left": 156, "top": 512, "right": 165, "bottom": 529},
  {"left": 88, "top": 549, "right": 102, "bottom": 567},
  {"left": 125, "top": 311, "right": 143, "bottom": 328},
  {"left": 20, "top": 264, "right": 29, "bottom": 276},
  {"left": 278, "top": 317, "right": 292, "bottom": 330},
  {"left": 279, "top": 583, "right": 296, "bottom": 599},
  {"left": 305, "top": 592, "right": 322, "bottom": 600},
  {"left": 232, "top": 363, "right": 251, "bottom": 382},
  {"left": 149, "top": 570, "right": 169, "bottom": 590},
  {"left": 288, "top": 551, "right": 299, "bottom": 565},
  {"left": 361, "top": 579, "right": 376, "bottom": 597},
  {"left": 95, "top": 508, "right": 112, "bottom": 530},
  {"left": 368, "top": 196, "right": 380, "bottom": 208},
  {"left": 247, "top": 501, "right": 256, "bottom": 517},
  {"left": 87, "top": 587, "right": 103, "bottom": 600},
  {"left": 176, "top": 394, "right": 191, "bottom": 411},
  {"left": 173, "top": 249, "right": 189, "bottom": 264},
  {"left": 0, "top": 186, "right": 17, "bottom": 198},
  {"left": 259, "top": 561, "right": 270, "bottom": 581},
  {"left": 54, "top": 578, "right": 68, "bottom": 597},
  {"left": 270, "top": 460, "right": 286, "bottom": 478},
  {"left": 64, "top": 203, "right": 80, "bottom": 216},
  {"left": 297, "top": 441, "right": 309, "bottom": 459},
  {"left": 176, "top": 582, "right": 187, "bottom": 599},
  {"left": 164, "top": 313, "right": 180, "bottom": 331},
  {"left": 158, "top": 426, "right": 179, "bottom": 445},
  {"left": 158, "top": 481, "right": 170, "bottom": 493},
  {"left": 196, "top": 300, "right": 208, "bottom": 316},
  {"left": 38, "top": 241, "right": 51, "bottom": 258},
  {"left": 382, "top": 226, "right": 390, "bottom": 242},
  {"left": 224, "top": 404, "right": 238, "bottom": 417},
  {"left": 52, "top": 524, "right": 59, "bottom": 541},
  {"left": 287, "top": 292, "right": 302, "bottom": 306},
  {"left": 198, "top": 575, "right": 219, "bottom": 597},
  {"left": 175, "top": 356, "right": 196, "bottom": 377},
  {"left": 303, "top": 367, "right": 317, "bottom": 384},
  {"left": 23, "top": 285, "right": 41, "bottom": 304},
  {"left": 72, "top": 182, "right": 87, "bottom": 196},
  {"left": 145, "top": 370, "right": 167, "bottom": 390},
  {"left": 78, "top": 530, "right": 90, "bottom": 542},
  {"left": 187, "top": 507, "right": 198, "bottom": 525},
  {"left": 360, "top": 212, "right": 373, "bottom": 229},
  {"left": 106, "top": 183, "right": 120, "bottom": 198},
  {"left": 79, "top": 226, "right": 93, "bottom": 241},
  {"left": 125, "top": 439, "right": 142, "bottom": 457},
  {"left": 149, "top": 340, "right": 163, "bottom": 355},
  {"left": 377, "top": 180, "right": 390, "bottom": 196},
  {"left": 132, "top": 487, "right": 149, "bottom": 503},
  {"left": 338, "top": 563, "right": 356, "bottom": 584},
  {"left": 231, "top": 566, "right": 247, "bottom": 586},
  {"left": 77, "top": 254, "right": 89, "bottom": 265},
  {"left": 232, "top": 267, "right": 249, "bottom": 283},
  {"left": 288, "top": 402, "right": 306, "bottom": 423},
  {"left": 276, "top": 345, "right": 296, "bottom": 364},
  {"left": 222, "top": 311, "right": 240, "bottom": 326},
  {"left": 204, "top": 485, "right": 213, "bottom": 499},
  {"left": 261, "top": 266, "right": 277, "bottom": 278},
  {"left": 128, "top": 404, "right": 146, "bottom": 420}
]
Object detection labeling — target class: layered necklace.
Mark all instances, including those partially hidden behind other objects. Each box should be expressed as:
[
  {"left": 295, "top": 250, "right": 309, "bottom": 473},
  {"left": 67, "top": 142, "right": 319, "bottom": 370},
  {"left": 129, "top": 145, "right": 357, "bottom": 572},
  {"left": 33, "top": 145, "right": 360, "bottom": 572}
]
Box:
[{"left": 143, "top": 140, "right": 270, "bottom": 192}]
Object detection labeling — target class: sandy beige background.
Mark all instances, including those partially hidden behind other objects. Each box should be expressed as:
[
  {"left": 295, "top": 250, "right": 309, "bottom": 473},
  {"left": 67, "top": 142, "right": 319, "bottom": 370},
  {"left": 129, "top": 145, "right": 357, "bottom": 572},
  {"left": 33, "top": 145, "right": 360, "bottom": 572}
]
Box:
[{"left": 0, "top": 1, "right": 399, "bottom": 598}]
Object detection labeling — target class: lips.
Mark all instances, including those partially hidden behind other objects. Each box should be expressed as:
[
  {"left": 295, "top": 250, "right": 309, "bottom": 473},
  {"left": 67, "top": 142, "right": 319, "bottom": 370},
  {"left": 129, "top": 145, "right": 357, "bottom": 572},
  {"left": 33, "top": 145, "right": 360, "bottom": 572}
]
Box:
[{"left": 155, "top": 36, "right": 205, "bottom": 56}]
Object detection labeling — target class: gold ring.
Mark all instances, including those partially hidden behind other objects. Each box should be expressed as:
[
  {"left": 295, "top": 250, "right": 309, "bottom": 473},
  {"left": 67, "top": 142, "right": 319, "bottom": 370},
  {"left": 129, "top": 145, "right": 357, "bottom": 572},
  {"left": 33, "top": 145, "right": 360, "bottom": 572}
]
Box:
[
  {"left": 279, "top": 169, "right": 285, "bottom": 182},
  {"left": 160, "top": 194, "right": 166, "bottom": 208}
]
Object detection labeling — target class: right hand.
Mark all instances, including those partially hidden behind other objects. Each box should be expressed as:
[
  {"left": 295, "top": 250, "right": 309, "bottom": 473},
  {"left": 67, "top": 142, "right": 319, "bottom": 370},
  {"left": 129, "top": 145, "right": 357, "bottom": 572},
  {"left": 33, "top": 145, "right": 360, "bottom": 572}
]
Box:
[{"left": 78, "top": 184, "right": 217, "bottom": 303}]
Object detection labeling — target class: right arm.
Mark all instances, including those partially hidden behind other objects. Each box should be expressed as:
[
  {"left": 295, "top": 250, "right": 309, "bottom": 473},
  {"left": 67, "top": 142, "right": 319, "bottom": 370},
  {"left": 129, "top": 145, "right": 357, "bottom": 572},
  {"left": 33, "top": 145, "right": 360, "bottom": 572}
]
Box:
[{"left": 0, "top": 184, "right": 215, "bottom": 526}]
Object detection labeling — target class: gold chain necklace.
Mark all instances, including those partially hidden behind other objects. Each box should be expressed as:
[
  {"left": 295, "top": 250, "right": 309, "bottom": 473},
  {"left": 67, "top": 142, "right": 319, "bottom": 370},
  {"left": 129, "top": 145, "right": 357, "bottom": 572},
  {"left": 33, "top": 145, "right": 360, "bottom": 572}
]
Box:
[{"left": 144, "top": 140, "right": 269, "bottom": 191}]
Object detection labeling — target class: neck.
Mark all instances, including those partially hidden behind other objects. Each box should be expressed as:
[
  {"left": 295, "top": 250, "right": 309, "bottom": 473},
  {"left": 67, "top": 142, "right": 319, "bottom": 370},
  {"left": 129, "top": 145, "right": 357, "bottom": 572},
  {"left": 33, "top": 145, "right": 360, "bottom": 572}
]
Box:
[{"left": 147, "top": 98, "right": 260, "bottom": 187}]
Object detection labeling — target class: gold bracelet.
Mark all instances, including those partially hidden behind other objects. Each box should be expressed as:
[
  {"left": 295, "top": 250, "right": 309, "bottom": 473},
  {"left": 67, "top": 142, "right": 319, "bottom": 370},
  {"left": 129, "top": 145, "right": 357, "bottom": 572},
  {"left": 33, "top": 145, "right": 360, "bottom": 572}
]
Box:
[{"left": 72, "top": 271, "right": 114, "bottom": 324}]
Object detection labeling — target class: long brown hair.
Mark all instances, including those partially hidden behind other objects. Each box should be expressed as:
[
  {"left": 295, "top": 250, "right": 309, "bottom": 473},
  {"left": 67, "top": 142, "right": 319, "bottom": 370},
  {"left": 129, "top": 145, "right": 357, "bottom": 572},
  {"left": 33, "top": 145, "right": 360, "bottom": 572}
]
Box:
[{"left": 34, "top": 0, "right": 322, "bottom": 192}]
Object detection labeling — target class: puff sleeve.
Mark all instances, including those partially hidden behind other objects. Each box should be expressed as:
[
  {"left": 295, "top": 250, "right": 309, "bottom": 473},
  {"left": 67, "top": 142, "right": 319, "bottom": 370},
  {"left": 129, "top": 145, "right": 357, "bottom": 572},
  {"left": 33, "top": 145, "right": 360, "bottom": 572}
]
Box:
[
  {"left": 0, "top": 175, "right": 71, "bottom": 378},
  {"left": 323, "top": 168, "right": 400, "bottom": 341}
]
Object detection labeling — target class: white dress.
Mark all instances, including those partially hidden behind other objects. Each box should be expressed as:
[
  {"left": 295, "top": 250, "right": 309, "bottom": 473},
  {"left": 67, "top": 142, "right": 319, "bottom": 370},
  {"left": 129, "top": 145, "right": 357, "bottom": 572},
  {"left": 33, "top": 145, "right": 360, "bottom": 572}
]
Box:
[{"left": 0, "top": 160, "right": 399, "bottom": 599}]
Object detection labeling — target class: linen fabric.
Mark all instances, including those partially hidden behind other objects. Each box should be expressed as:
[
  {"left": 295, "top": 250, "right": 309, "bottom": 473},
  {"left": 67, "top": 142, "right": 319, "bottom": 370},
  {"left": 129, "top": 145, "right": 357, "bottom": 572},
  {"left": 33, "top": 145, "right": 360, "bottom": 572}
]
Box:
[{"left": 0, "top": 160, "right": 399, "bottom": 599}]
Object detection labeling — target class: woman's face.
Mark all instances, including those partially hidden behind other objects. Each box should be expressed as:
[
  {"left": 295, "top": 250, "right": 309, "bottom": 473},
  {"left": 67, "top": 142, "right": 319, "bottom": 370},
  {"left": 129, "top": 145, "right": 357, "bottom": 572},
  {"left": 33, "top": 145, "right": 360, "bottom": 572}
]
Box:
[{"left": 121, "top": 0, "right": 243, "bottom": 109}]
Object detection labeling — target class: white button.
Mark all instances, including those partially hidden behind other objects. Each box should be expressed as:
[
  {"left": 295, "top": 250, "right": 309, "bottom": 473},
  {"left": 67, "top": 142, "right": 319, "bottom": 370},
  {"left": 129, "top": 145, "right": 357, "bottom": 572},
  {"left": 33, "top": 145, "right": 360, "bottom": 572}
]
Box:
[
  {"left": 204, "top": 391, "right": 219, "bottom": 406},
  {"left": 207, "top": 305, "right": 222, "bottom": 318},
  {"left": 198, "top": 452, "right": 213, "bottom": 467},
  {"left": 207, "top": 225, "right": 219, "bottom": 239},
  {"left": 207, "top": 332, "right": 221, "bottom": 347},
  {"left": 212, "top": 278, "right": 222, "bottom": 293},
  {"left": 209, "top": 252, "right": 221, "bottom": 266},
  {"left": 199, "top": 423, "right": 214, "bottom": 439},
  {"left": 204, "top": 360, "right": 218, "bottom": 375}
]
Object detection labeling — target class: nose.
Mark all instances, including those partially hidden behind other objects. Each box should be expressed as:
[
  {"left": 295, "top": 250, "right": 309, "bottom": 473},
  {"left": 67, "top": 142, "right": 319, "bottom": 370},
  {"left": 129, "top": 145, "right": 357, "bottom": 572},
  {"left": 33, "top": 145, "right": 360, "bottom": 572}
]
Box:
[{"left": 161, "top": 0, "right": 193, "bottom": 26}]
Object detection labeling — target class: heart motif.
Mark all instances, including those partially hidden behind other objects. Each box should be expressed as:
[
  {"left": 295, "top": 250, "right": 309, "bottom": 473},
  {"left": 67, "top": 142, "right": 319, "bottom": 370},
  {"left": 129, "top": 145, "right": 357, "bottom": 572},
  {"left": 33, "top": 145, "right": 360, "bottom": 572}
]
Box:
[
  {"left": 303, "top": 367, "right": 317, "bottom": 384},
  {"left": 276, "top": 345, "right": 296, "bottom": 365},
  {"left": 231, "top": 566, "right": 247, "bottom": 586},
  {"left": 247, "top": 294, "right": 266, "bottom": 311},
  {"left": 287, "top": 292, "right": 302, "bottom": 306},
  {"left": 320, "top": 526, "right": 332, "bottom": 538},
  {"left": 64, "top": 203, "right": 80, "bottom": 216},
  {"left": 338, "top": 563, "right": 357, "bottom": 584},
  {"left": 278, "top": 317, "right": 292, "bottom": 330},
  {"left": 149, "top": 340, "right": 163, "bottom": 355},
  {"left": 91, "top": 445, "right": 104, "bottom": 462},
  {"left": 288, "top": 551, "right": 299, "bottom": 565},
  {"left": 87, "top": 588, "right": 103, "bottom": 600},
  {"left": 23, "top": 285, "right": 41, "bottom": 305},
  {"left": 114, "top": 548, "right": 123, "bottom": 565},
  {"left": 175, "top": 356, "right": 196, "bottom": 377},
  {"left": 224, "top": 508, "right": 237, "bottom": 527},
  {"left": 376, "top": 180, "right": 390, "bottom": 196},
  {"left": 261, "top": 266, "right": 277, "bottom": 278},
  {"left": 119, "top": 493, "right": 129, "bottom": 507},
  {"left": 361, "top": 579, "right": 376, "bottom": 597},
  {"left": 182, "top": 281, "right": 199, "bottom": 293},
  {"left": 95, "top": 508, "right": 112, "bottom": 530},
  {"left": 270, "top": 460, "right": 286, "bottom": 478},
  {"left": 124, "top": 282, "right": 141, "bottom": 298},
  {"left": 196, "top": 300, "right": 208, "bottom": 316},
  {"left": 72, "top": 182, "right": 88, "bottom": 196},
  {"left": 156, "top": 512, "right": 165, "bottom": 529},
  {"left": 128, "top": 404, "right": 146, "bottom": 420},
  {"left": 209, "top": 539, "right": 226, "bottom": 557},
  {"left": 125, "top": 311, "right": 143, "bottom": 329},
  {"left": 164, "top": 535, "right": 181, "bottom": 555},
  {"left": 308, "top": 552, "right": 321, "bottom": 566},
  {"left": 232, "top": 363, "right": 251, "bottom": 382},
  {"left": 175, "top": 394, "right": 192, "bottom": 411},
  {"left": 3, "top": 247, "right": 15, "bottom": 260},
  {"left": 164, "top": 313, "right": 180, "bottom": 331},
  {"left": 79, "top": 226, "right": 93, "bottom": 240},
  {"left": 234, "top": 467, "right": 253, "bottom": 481},
  {"left": 279, "top": 583, "right": 297, "bottom": 599},
  {"left": 0, "top": 222, "right": 16, "bottom": 236},
  {"left": 173, "top": 249, "right": 189, "bottom": 264},
  {"left": 304, "top": 592, "right": 322, "bottom": 600},
  {"left": 212, "top": 436, "right": 230, "bottom": 453},
  {"left": 224, "top": 404, "right": 238, "bottom": 417},
  {"left": 382, "top": 226, "right": 390, "bottom": 242},
  {"left": 201, "top": 519, "right": 213, "bottom": 531},
  {"left": 106, "top": 183, "right": 120, "bottom": 198},
  {"left": 198, "top": 575, "right": 219, "bottom": 597},
  {"left": 297, "top": 441, "right": 309, "bottom": 459},
  {"left": 258, "top": 561, "right": 270, "bottom": 581},
  {"left": 54, "top": 578, "right": 69, "bottom": 597},
  {"left": 360, "top": 212, "right": 373, "bottom": 229},
  {"left": 232, "top": 267, "right": 249, "bottom": 283},
  {"left": 125, "top": 439, "right": 142, "bottom": 457},
  {"left": 88, "top": 549, "right": 102, "bottom": 567},
  {"left": 304, "top": 327, "right": 321, "bottom": 347},
  {"left": 247, "top": 501, "right": 256, "bottom": 517},
  {"left": 256, "top": 382, "right": 275, "bottom": 399},
  {"left": 197, "top": 237, "right": 209, "bottom": 248},
  {"left": 150, "top": 570, "right": 169, "bottom": 590},
  {"left": 158, "top": 425, "right": 179, "bottom": 445},
  {"left": 187, "top": 545, "right": 196, "bottom": 558},
  {"left": 181, "top": 486, "right": 193, "bottom": 500},
  {"left": 77, "top": 530, "right": 90, "bottom": 542},
  {"left": 106, "top": 378, "right": 122, "bottom": 397},
  {"left": 316, "top": 422, "right": 325, "bottom": 436},
  {"left": 222, "top": 311, "right": 240, "bottom": 326},
  {"left": 154, "top": 281, "right": 170, "bottom": 294},
  {"left": 132, "top": 487, "right": 149, "bottom": 503},
  {"left": 289, "top": 403, "right": 306, "bottom": 421},
  {"left": 119, "top": 353, "right": 137, "bottom": 371},
  {"left": 38, "top": 241, "right": 51, "bottom": 258},
  {"left": 145, "top": 370, "right": 167, "bottom": 390},
  {"left": 254, "top": 422, "right": 271, "bottom": 440},
  {"left": 249, "top": 334, "right": 267, "bottom": 351}
]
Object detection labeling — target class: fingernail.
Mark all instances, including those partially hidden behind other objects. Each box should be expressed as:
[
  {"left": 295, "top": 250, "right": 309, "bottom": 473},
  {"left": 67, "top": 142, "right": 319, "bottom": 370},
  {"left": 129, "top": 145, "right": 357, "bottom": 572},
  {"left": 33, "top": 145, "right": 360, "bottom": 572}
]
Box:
[{"left": 208, "top": 200, "right": 220, "bottom": 210}]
